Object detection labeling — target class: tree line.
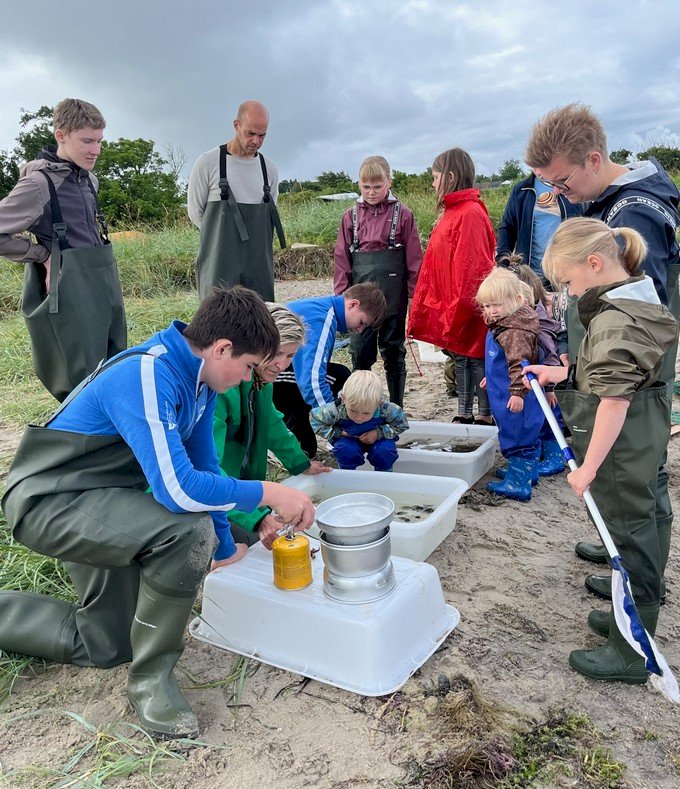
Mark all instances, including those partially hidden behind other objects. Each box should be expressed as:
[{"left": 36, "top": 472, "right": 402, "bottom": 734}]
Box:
[{"left": 2, "top": 106, "right": 679, "bottom": 226}]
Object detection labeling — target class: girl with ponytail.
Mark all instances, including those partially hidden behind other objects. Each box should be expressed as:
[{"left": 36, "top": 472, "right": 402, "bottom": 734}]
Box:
[{"left": 524, "top": 216, "right": 678, "bottom": 687}]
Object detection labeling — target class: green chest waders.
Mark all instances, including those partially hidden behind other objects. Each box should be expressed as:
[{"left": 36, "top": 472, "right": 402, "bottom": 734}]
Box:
[
  {"left": 1, "top": 354, "right": 213, "bottom": 674},
  {"left": 556, "top": 377, "right": 669, "bottom": 605},
  {"left": 348, "top": 203, "right": 408, "bottom": 404},
  {"left": 195, "top": 147, "right": 285, "bottom": 301},
  {"left": 22, "top": 171, "right": 126, "bottom": 402}
]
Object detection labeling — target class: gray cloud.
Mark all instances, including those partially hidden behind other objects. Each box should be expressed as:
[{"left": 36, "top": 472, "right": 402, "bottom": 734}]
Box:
[{"left": 1, "top": 0, "right": 679, "bottom": 182}]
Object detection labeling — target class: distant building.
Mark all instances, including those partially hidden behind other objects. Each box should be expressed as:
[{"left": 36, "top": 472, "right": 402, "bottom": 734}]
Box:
[{"left": 317, "top": 192, "right": 360, "bottom": 202}]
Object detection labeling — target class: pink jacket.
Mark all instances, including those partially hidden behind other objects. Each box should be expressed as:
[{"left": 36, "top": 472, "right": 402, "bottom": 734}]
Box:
[{"left": 333, "top": 194, "right": 422, "bottom": 297}]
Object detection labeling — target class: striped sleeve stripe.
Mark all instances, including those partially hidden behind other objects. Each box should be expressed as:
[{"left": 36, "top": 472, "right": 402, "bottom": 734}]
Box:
[
  {"left": 139, "top": 355, "right": 235, "bottom": 512},
  {"left": 311, "top": 308, "right": 335, "bottom": 406}
]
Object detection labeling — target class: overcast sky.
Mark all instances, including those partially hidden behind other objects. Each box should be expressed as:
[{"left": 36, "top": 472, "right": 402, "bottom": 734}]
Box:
[{"left": 2, "top": 0, "right": 679, "bottom": 182}]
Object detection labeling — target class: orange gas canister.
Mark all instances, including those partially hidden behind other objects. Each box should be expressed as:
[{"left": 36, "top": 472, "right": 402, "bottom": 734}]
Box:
[{"left": 272, "top": 529, "right": 313, "bottom": 590}]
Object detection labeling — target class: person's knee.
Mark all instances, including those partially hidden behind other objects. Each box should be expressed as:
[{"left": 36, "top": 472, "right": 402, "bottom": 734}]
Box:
[{"left": 141, "top": 514, "right": 215, "bottom": 596}]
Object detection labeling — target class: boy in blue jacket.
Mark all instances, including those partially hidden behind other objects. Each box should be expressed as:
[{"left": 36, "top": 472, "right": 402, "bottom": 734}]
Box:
[
  {"left": 273, "top": 282, "right": 387, "bottom": 457},
  {"left": 0, "top": 286, "right": 315, "bottom": 741}
]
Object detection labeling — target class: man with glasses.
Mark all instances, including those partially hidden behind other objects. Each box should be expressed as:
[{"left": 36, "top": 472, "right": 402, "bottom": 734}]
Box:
[
  {"left": 496, "top": 168, "right": 580, "bottom": 285},
  {"left": 525, "top": 102, "right": 680, "bottom": 669}
]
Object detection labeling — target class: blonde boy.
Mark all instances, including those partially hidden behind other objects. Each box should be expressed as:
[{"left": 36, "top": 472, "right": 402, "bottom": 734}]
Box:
[{"left": 309, "top": 370, "right": 408, "bottom": 471}]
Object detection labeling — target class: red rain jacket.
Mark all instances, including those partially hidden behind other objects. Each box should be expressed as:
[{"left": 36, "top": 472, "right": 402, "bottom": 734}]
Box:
[{"left": 408, "top": 188, "right": 495, "bottom": 358}]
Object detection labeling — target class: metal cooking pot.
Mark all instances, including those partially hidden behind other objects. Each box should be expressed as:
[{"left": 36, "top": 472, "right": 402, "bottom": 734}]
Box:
[
  {"left": 315, "top": 492, "right": 394, "bottom": 546},
  {"left": 319, "top": 530, "right": 392, "bottom": 578},
  {"left": 323, "top": 561, "right": 396, "bottom": 604}
]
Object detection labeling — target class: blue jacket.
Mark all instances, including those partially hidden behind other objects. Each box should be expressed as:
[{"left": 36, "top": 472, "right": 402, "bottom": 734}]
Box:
[
  {"left": 288, "top": 295, "right": 348, "bottom": 407},
  {"left": 584, "top": 158, "right": 680, "bottom": 306},
  {"left": 49, "top": 321, "right": 264, "bottom": 560},
  {"left": 496, "top": 174, "right": 581, "bottom": 264}
]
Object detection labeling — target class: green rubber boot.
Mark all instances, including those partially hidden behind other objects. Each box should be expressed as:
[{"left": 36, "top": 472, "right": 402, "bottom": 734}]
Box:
[
  {"left": 0, "top": 590, "right": 91, "bottom": 665},
  {"left": 569, "top": 603, "right": 659, "bottom": 684},
  {"left": 574, "top": 541, "right": 608, "bottom": 564},
  {"left": 586, "top": 573, "right": 666, "bottom": 604},
  {"left": 127, "top": 582, "right": 199, "bottom": 740},
  {"left": 588, "top": 608, "right": 612, "bottom": 638}
]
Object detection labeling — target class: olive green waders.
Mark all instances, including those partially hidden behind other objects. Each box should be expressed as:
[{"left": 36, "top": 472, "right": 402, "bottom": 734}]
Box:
[
  {"left": 570, "top": 265, "right": 680, "bottom": 583},
  {"left": 347, "top": 203, "right": 408, "bottom": 406},
  {"left": 195, "top": 146, "right": 285, "bottom": 301},
  {"left": 557, "top": 379, "right": 668, "bottom": 682},
  {"left": 22, "top": 170, "right": 126, "bottom": 402},
  {"left": 0, "top": 360, "right": 216, "bottom": 738}
]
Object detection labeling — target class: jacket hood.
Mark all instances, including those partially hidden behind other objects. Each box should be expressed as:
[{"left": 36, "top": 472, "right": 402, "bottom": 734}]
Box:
[
  {"left": 579, "top": 275, "right": 678, "bottom": 355},
  {"left": 488, "top": 303, "right": 540, "bottom": 336},
  {"left": 443, "top": 188, "right": 484, "bottom": 209},
  {"left": 20, "top": 146, "right": 96, "bottom": 184},
  {"left": 140, "top": 320, "right": 205, "bottom": 397},
  {"left": 592, "top": 158, "right": 680, "bottom": 216}
]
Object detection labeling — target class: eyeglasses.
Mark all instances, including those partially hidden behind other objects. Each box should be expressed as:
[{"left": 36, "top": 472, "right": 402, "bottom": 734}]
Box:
[
  {"left": 537, "top": 161, "right": 583, "bottom": 191},
  {"left": 359, "top": 184, "right": 387, "bottom": 192}
]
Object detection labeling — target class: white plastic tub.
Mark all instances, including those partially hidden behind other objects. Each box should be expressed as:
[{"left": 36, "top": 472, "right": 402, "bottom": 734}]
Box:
[
  {"left": 416, "top": 340, "right": 447, "bottom": 363},
  {"left": 366, "top": 420, "right": 498, "bottom": 487},
  {"left": 282, "top": 469, "right": 467, "bottom": 562},
  {"left": 190, "top": 540, "right": 459, "bottom": 697}
]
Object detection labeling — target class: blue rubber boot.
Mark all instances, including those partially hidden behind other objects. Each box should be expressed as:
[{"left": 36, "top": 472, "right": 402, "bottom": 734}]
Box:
[
  {"left": 537, "top": 439, "right": 565, "bottom": 477},
  {"left": 486, "top": 457, "right": 535, "bottom": 502},
  {"left": 495, "top": 462, "right": 539, "bottom": 486}
]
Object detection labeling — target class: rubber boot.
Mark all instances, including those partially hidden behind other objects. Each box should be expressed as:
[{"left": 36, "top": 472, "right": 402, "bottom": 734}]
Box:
[
  {"left": 386, "top": 371, "right": 406, "bottom": 408},
  {"left": 495, "top": 462, "right": 539, "bottom": 486},
  {"left": 585, "top": 573, "right": 667, "bottom": 605},
  {"left": 588, "top": 608, "right": 611, "bottom": 637},
  {"left": 575, "top": 541, "right": 608, "bottom": 564},
  {"left": 0, "top": 590, "right": 92, "bottom": 665},
  {"left": 127, "top": 582, "right": 199, "bottom": 739},
  {"left": 537, "top": 439, "right": 565, "bottom": 477},
  {"left": 569, "top": 603, "right": 659, "bottom": 683},
  {"left": 486, "top": 457, "right": 535, "bottom": 502}
]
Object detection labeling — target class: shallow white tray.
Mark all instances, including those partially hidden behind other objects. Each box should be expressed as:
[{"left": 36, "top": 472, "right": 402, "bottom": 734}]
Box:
[
  {"left": 366, "top": 420, "right": 498, "bottom": 487},
  {"left": 282, "top": 469, "right": 468, "bottom": 562},
  {"left": 190, "top": 541, "right": 459, "bottom": 697}
]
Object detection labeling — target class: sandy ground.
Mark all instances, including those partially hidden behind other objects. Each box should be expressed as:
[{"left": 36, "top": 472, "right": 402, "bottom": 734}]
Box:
[{"left": 1, "top": 277, "right": 680, "bottom": 788}]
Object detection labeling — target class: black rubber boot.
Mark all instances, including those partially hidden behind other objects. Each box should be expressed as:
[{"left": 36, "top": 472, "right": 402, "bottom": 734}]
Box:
[
  {"left": 386, "top": 372, "right": 407, "bottom": 408},
  {"left": 127, "top": 582, "right": 199, "bottom": 739},
  {"left": 575, "top": 541, "right": 608, "bottom": 564},
  {"left": 0, "top": 590, "right": 92, "bottom": 665},
  {"left": 569, "top": 603, "right": 659, "bottom": 684},
  {"left": 585, "top": 573, "right": 666, "bottom": 604}
]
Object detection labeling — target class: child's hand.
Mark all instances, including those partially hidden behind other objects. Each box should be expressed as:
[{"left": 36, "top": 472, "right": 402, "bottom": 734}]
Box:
[
  {"left": 359, "top": 429, "right": 379, "bottom": 444},
  {"left": 546, "top": 391, "right": 557, "bottom": 408},
  {"left": 507, "top": 395, "right": 524, "bottom": 413},
  {"left": 567, "top": 466, "right": 595, "bottom": 499},
  {"left": 480, "top": 376, "right": 487, "bottom": 389}
]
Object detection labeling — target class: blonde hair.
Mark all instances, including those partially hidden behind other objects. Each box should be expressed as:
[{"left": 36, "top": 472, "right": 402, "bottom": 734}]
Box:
[
  {"left": 359, "top": 156, "right": 391, "bottom": 183},
  {"left": 53, "top": 98, "right": 105, "bottom": 134},
  {"left": 432, "top": 148, "right": 475, "bottom": 211},
  {"left": 476, "top": 268, "right": 533, "bottom": 314},
  {"left": 342, "top": 370, "right": 383, "bottom": 411},
  {"left": 542, "top": 218, "right": 647, "bottom": 286},
  {"left": 525, "top": 103, "right": 607, "bottom": 169},
  {"left": 265, "top": 302, "right": 306, "bottom": 347}
]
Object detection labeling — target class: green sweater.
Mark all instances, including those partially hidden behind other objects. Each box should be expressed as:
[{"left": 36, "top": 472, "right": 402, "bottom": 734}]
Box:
[{"left": 213, "top": 377, "right": 311, "bottom": 532}]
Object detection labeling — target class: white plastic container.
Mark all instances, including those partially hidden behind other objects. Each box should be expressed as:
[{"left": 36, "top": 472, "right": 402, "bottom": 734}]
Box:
[
  {"left": 416, "top": 340, "right": 447, "bottom": 363},
  {"left": 190, "top": 541, "right": 459, "bottom": 697},
  {"left": 366, "top": 420, "right": 498, "bottom": 487},
  {"left": 282, "top": 469, "right": 467, "bottom": 562}
]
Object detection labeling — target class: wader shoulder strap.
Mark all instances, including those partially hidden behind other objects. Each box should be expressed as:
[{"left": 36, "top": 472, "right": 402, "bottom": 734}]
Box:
[
  {"left": 85, "top": 177, "right": 110, "bottom": 243},
  {"left": 388, "top": 202, "right": 401, "bottom": 249},
  {"left": 259, "top": 153, "right": 286, "bottom": 249},
  {"left": 349, "top": 202, "right": 401, "bottom": 253},
  {"left": 44, "top": 350, "right": 154, "bottom": 426},
  {"left": 38, "top": 170, "right": 69, "bottom": 253},
  {"left": 38, "top": 170, "right": 68, "bottom": 314},
  {"left": 218, "top": 145, "right": 249, "bottom": 242}
]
